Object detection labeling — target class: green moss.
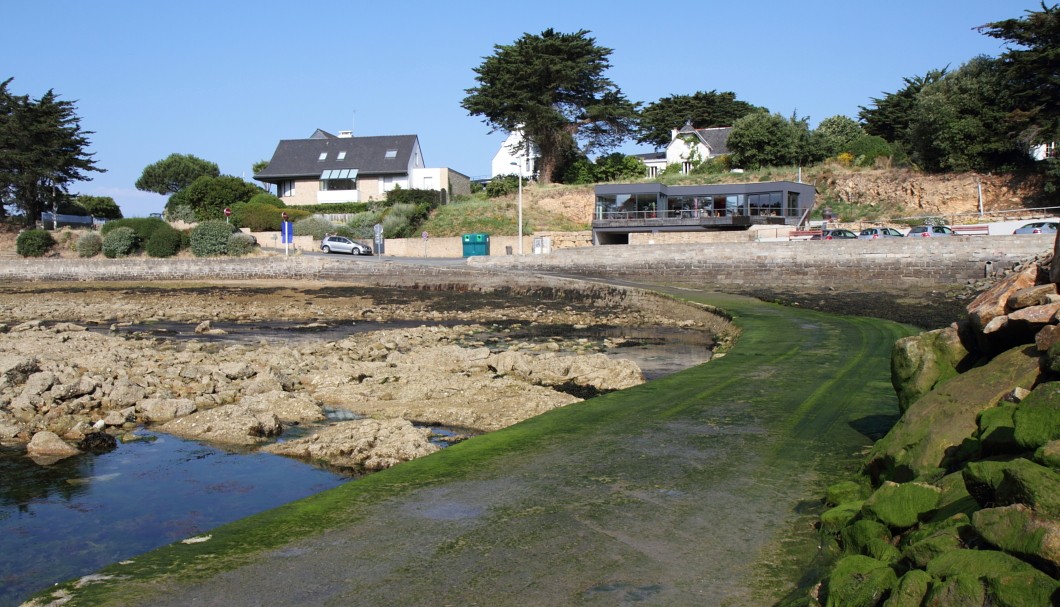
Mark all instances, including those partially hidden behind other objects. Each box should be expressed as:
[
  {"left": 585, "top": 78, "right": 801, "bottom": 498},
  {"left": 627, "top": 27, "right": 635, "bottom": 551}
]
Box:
[
  {"left": 930, "top": 473, "right": 979, "bottom": 521},
  {"left": 823, "top": 555, "right": 898, "bottom": 607},
  {"left": 1035, "top": 440, "right": 1060, "bottom": 469},
  {"left": 1013, "top": 382, "right": 1060, "bottom": 450},
  {"left": 964, "top": 458, "right": 1060, "bottom": 516},
  {"left": 862, "top": 482, "right": 941, "bottom": 530},
  {"left": 922, "top": 574, "right": 986, "bottom": 605},
  {"left": 841, "top": 519, "right": 891, "bottom": 555},
  {"left": 890, "top": 328, "right": 968, "bottom": 413},
  {"left": 821, "top": 501, "right": 864, "bottom": 534},
  {"left": 971, "top": 505, "right": 1054, "bottom": 566},
  {"left": 926, "top": 549, "right": 1059, "bottom": 605},
  {"left": 978, "top": 403, "right": 1019, "bottom": 456},
  {"left": 881, "top": 569, "right": 931, "bottom": 607},
  {"left": 826, "top": 480, "right": 867, "bottom": 506}
]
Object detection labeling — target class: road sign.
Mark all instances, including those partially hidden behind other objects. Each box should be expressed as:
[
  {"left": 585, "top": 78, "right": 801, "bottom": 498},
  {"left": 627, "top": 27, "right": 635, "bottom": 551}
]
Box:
[
  {"left": 281, "top": 221, "right": 293, "bottom": 244},
  {"left": 223, "top": 207, "right": 232, "bottom": 217},
  {"left": 422, "top": 231, "right": 429, "bottom": 240},
  {"left": 281, "top": 211, "right": 289, "bottom": 221}
]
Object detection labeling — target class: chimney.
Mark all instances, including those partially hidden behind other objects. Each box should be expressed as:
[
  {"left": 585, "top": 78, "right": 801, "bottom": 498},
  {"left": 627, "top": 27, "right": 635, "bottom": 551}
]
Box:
[{"left": 338, "top": 130, "right": 353, "bottom": 138}]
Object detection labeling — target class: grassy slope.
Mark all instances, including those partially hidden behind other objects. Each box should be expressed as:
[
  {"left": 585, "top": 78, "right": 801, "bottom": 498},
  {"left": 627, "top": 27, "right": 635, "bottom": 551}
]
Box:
[{"left": 35, "top": 292, "right": 915, "bottom": 607}]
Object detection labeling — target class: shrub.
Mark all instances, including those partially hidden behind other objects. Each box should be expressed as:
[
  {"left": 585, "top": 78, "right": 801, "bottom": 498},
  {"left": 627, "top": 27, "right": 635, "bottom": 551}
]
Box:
[
  {"left": 145, "top": 224, "right": 182, "bottom": 258},
  {"left": 848, "top": 135, "right": 893, "bottom": 167},
  {"left": 102, "top": 227, "right": 140, "bottom": 258},
  {"left": 76, "top": 232, "right": 103, "bottom": 257},
  {"left": 484, "top": 174, "right": 519, "bottom": 198},
  {"left": 189, "top": 220, "right": 236, "bottom": 257},
  {"left": 101, "top": 217, "right": 171, "bottom": 243},
  {"left": 16, "top": 229, "right": 56, "bottom": 257},
  {"left": 232, "top": 202, "right": 284, "bottom": 231},
  {"left": 227, "top": 232, "right": 257, "bottom": 257},
  {"left": 165, "top": 204, "right": 196, "bottom": 223},
  {"left": 293, "top": 216, "right": 335, "bottom": 240},
  {"left": 247, "top": 192, "right": 285, "bottom": 208}
]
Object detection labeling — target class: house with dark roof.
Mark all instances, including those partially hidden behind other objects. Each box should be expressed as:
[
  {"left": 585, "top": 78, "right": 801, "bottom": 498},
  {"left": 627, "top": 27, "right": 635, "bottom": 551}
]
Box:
[
  {"left": 255, "top": 129, "right": 470, "bottom": 205},
  {"left": 641, "top": 123, "right": 733, "bottom": 178}
]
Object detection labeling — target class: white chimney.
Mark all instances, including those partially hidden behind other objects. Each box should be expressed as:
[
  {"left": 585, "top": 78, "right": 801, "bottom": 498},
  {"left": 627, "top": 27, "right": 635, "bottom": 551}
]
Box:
[{"left": 338, "top": 130, "right": 353, "bottom": 138}]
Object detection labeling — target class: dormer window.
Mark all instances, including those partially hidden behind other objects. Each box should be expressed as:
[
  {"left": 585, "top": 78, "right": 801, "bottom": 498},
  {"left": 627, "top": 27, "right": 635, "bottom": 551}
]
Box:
[
  {"left": 384, "top": 149, "right": 397, "bottom": 159},
  {"left": 318, "top": 152, "right": 327, "bottom": 161},
  {"left": 337, "top": 151, "right": 346, "bottom": 160}
]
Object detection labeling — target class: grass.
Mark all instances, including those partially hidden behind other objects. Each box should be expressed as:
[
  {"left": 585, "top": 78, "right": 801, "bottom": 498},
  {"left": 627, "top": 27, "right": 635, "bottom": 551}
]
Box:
[
  {"left": 422, "top": 195, "right": 588, "bottom": 236},
  {"left": 29, "top": 290, "right": 917, "bottom": 607}
]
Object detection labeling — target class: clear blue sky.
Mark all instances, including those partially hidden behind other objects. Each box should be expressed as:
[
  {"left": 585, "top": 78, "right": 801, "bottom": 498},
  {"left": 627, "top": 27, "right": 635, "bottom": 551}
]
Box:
[{"left": 2, "top": 0, "right": 1039, "bottom": 217}]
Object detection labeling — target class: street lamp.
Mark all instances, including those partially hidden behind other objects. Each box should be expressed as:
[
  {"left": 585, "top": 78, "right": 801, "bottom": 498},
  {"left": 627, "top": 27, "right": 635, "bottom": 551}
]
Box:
[{"left": 510, "top": 160, "right": 523, "bottom": 255}]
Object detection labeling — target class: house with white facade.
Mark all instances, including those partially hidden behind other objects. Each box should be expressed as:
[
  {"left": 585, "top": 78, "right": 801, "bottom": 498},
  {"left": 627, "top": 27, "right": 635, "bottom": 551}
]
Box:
[
  {"left": 255, "top": 129, "right": 470, "bottom": 206},
  {"left": 490, "top": 129, "right": 537, "bottom": 178},
  {"left": 639, "top": 123, "right": 733, "bottom": 178}
]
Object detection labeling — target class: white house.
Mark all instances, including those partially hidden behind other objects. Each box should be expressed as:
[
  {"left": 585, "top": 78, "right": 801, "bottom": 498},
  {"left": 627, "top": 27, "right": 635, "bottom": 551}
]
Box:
[
  {"left": 640, "top": 123, "right": 733, "bottom": 178},
  {"left": 490, "top": 129, "right": 538, "bottom": 178}
]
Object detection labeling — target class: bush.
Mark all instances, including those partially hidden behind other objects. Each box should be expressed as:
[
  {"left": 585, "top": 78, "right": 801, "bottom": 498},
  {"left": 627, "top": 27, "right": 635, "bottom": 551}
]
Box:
[
  {"left": 145, "top": 224, "right": 182, "bottom": 258},
  {"left": 76, "top": 232, "right": 103, "bottom": 257},
  {"left": 165, "top": 204, "right": 196, "bottom": 223},
  {"left": 16, "top": 229, "right": 56, "bottom": 257},
  {"left": 189, "top": 220, "right": 236, "bottom": 257},
  {"left": 226, "top": 232, "right": 257, "bottom": 257},
  {"left": 102, "top": 227, "right": 140, "bottom": 258},
  {"left": 232, "top": 202, "right": 284, "bottom": 231},
  {"left": 484, "top": 174, "right": 519, "bottom": 198},
  {"left": 101, "top": 217, "right": 171, "bottom": 243},
  {"left": 247, "top": 192, "right": 285, "bottom": 208},
  {"left": 848, "top": 135, "right": 893, "bottom": 167},
  {"left": 293, "top": 216, "right": 335, "bottom": 240}
]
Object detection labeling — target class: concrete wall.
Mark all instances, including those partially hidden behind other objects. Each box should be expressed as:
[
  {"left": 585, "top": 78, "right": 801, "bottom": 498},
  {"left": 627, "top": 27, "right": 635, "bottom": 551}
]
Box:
[{"left": 469, "top": 235, "right": 1055, "bottom": 289}]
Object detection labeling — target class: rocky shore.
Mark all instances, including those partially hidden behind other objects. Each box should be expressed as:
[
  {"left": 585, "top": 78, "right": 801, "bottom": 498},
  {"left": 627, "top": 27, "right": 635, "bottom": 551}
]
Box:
[
  {"left": 0, "top": 281, "right": 730, "bottom": 472},
  {"left": 806, "top": 255, "right": 1060, "bottom": 605}
]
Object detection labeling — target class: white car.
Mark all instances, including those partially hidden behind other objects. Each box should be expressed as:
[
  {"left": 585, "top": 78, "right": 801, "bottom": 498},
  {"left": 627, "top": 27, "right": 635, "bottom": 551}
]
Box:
[
  {"left": 320, "top": 235, "right": 372, "bottom": 255},
  {"left": 907, "top": 225, "right": 955, "bottom": 238},
  {"left": 1013, "top": 221, "right": 1058, "bottom": 235},
  {"left": 858, "top": 227, "right": 905, "bottom": 239}
]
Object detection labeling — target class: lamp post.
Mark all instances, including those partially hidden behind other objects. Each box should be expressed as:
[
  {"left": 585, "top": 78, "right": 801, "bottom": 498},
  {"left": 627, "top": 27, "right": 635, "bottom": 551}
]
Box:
[{"left": 510, "top": 160, "right": 523, "bottom": 255}]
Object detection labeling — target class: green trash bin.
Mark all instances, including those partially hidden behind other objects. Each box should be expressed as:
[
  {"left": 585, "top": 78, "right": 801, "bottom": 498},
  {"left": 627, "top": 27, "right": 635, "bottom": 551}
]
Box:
[{"left": 461, "top": 233, "right": 490, "bottom": 257}]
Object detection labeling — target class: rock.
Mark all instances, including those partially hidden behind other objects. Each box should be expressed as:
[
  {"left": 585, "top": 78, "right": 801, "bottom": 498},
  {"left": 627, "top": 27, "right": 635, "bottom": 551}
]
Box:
[
  {"left": 264, "top": 418, "right": 438, "bottom": 470},
  {"left": 103, "top": 408, "right": 134, "bottom": 426},
  {"left": 899, "top": 514, "right": 971, "bottom": 569},
  {"left": 977, "top": 403, "right": 1019, "bottom": 456},
  {"left": 882, "top": 569, "right": 930, "bottom": 607},
  {"left": 925, "top": 549, "right": 1058, "bottom": 606},
  {"left": 972, "top": 504, "right": 1060, "bottom": 572},
  {"left": 78, "top": 432, "right": 117, "bottom": 453},
  {"left": 107, "top": 379, "right": 145, "bottom": 408},
  {"left": 890, "top": 326, "right": 971, "bottom": 413},
  {"left": 1007, "top": 284, "right": 1059, "bottom": 310},
  {"left": 963, "top": 458, "right": 1060, "bottom": 517},
  {"left": 820, "top": 501, "right": 864, "bottom": 534},
  {"left": 983, "top": 314, "right": 1009, "bottom": 333},
  {"left": 239, "top": 391, "right": 324, "bottom": 424},
  {"left": 822, "top": 555, "right": 897, "bottom": 607},
  {"left": 839, "top": 519, "right": 892, "bottom": 559},
  {"left": 219, "top": 362, "right": 256, "bottom": 380},
  {"left": 1008, "top": 301, "right": 1060, "bottom": 324},
  {"left": 26, "top": 430, "right": 80, "bottom": 459},
  {"left": 867, "top": 345, "right": 1042, "bottom": 483},
  {"left": 1037, "top": 440, "right": 1060, "bottom": 469},
  {"left": 138, "top": 398, "right": 197, "bottom": 423},
  {"left": 0, "top": 355, "right": 39, "bottom": 388},
  {"left": 157, "top": 404, "right": 283, "bottom": 445},
  {"left": 1013, "top": 381, "right": 1060, "bottom": 450},
  {"left": 967, "top": 266, "right": 1038, "bottom": 333},
  {"left": 825, "top": 480, "right": 866, "bottom": 506},
  {"left": 862, "top": 481, "right": 941, "bottom": 530},
  {"left": 1035, "top": 324, "right": 1060, "bottom": 351},
  {"left": 1003, "top": 386, "right": 1032, "bottom": 403},
  {"left": 921, "top": 574, "right": 985, "bottom": 605},
  {"left": 20, "top": 371, "right": 56, "bottom": 398},
  {"left": 194, "top": 321, "right": 212, "bottom": 334}
]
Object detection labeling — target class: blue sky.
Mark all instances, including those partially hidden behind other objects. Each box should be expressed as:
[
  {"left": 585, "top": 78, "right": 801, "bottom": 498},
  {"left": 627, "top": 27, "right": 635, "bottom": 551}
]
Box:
[{"left": 2, "top": 0, "right": 1039, "bottom": 217}]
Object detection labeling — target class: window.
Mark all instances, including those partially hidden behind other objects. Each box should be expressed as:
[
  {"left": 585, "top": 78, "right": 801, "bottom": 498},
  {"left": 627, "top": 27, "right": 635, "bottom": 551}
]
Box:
[
  {"left": 318, "top": 152, "right": 327, "bottom": 161},
  {"left": 279, "top": 180, "right": 295, "bottom": 197},
  {"left": 337, "top": 151, "right": 346, "bottom": 160},
  {"left": 319, "top": 168, "right": 358, "bottom": 191},
  {"left": 385, "top": 149, "right": 397, "bottom": 159}
]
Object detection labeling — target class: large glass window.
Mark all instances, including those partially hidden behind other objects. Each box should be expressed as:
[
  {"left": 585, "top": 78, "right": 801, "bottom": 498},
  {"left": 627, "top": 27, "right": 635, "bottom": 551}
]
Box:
[
  {"left": 746, "top": 192, "right": 782, "bottom": 216},
  {"left": 787, "top": 192, "right": 800, "bottom": 216},
  {"left": 279, "top": 180, "right": 295, "bottom": 197},
  {"left": 320, "top": 178, "right": 356, "bottom": 191}
]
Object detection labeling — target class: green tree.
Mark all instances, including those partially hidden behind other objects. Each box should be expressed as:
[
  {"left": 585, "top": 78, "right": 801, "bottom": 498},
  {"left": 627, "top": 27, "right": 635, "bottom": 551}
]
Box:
[
  {"left": 0, "top": 79, "right": 105, "bottom": 224},
  {"left": 135, "top": 153, "right": 220, "bottom": 195},
  {"left": 636, "top": 90, "right": 763, "bottom": 148},
  {"left": 815, "top": 115, "right": 865, "bottom": 157},
  {"left": 462, "top": 28, "right": 639, "bottom": 184},
  {"left": 859, "top": 69, "right": 948, "bottom": 144},
  {"left": 593, "top": 153, "right": 646, "bottom": 182},
  {"left": 727, "top": 112, "right": 798, "bottom": 169},
  {"left": 73, "top": 194, "right": 123, "bottom": 219},
  {"left": 165, "top": 175, "right": 261, "bottom": 222}
]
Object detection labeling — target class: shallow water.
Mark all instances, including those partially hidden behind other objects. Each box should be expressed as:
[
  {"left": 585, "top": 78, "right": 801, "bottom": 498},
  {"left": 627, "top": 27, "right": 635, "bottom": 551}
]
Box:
[{"left": 0, "top": 433, "right": 349, "bottom": 607}]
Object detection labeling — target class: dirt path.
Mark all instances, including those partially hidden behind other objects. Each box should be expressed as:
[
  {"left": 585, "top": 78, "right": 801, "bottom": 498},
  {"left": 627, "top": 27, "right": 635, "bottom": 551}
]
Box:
[{"left": 32, "top": 291, "right": 915, "bottom": 607}]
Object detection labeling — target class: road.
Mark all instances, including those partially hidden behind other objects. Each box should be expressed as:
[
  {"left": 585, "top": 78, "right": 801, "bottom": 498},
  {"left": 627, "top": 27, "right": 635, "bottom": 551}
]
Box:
[{"left": 34, "top": 290, "right": 915, "bottom": 607}]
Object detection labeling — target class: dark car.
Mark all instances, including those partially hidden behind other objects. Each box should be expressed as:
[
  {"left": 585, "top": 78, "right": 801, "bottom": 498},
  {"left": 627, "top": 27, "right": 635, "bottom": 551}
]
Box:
[
  {"left": 320, "top": 235, "right": 372, "bottom": 255},
  {"left": 810, "top": 229, "right": 858, "bottom": 240}
]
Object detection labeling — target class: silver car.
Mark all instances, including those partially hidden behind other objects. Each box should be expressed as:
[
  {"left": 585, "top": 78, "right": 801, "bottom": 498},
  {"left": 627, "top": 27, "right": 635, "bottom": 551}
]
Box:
[
  {"left": 858, "top": 227, "right": 905, "bottom": 239},
  {"left": 1013, "top": 221, "right": 1058, "bottom": 235},
  {"left": 320, "top": 235, "right": 372, "bottom": 255},
  {"left": 907, "top": 225, "right": 955, "bottom": 238}
]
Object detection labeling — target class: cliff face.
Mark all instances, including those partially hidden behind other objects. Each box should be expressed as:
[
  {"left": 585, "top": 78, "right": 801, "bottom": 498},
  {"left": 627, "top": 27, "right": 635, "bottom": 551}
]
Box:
[{"left": 821, "top": 169, "right": 1045, "bottom": 216}]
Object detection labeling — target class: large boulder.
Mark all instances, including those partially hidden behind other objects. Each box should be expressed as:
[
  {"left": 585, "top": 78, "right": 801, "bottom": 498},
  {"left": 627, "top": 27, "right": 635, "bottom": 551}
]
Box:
[
  {"left": 157, "top": 404, "right": 283, "bottom": 446},
  {"left": 821, "top": 555, "right": 897, "bottom": 607},
  {"left": 977, "top": 403, "right": 1020, "bottom": 456},
  {"left": 963, "top": 458, "right": 1060, "bottom": 517},
  {"left": 862, "top": 481, "right": 941, "bottom": 530},
  {"left": 972, "top": 504, "right": 1060, "bottom": 572},
  {"left": 1012, "top": 381, "right": 1060, "bottom": 450},
  {"left": 26, "top": 430, "right": 80, "bottom": 461},
  {"left": 0, "top": 355, "right": 38, "bottom": 388},
  {"left": 138, "top": 398, "right": 197, "bottom": 423},
  {"left": 926, "top": 549, "right": 1059, "bottom": 606},
  {"left": 866, "top": 345, "right": 1042, "bottom": 483},
  {"left": 891, "top": 325, "right": 971, "bottom": 413},
  {"left": 967, "top": 266, "right": 1038, "bottom": 333},
  {"left": 899, "top": 514, "right": 972, "bottom": 569},
  {"left": 264, "top": 418, "right": 438, "bottom": 470},
  {"left": 881, "top": 569, "right": 930, "bottom": 607}
]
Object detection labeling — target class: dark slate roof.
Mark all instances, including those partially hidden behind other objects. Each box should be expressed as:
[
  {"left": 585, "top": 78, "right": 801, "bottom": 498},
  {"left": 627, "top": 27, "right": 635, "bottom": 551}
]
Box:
[
  {"left": 695, "top": 127, "right": 732, "bottom": 155},
  {"left": 633, "top": 151, "right": 665, "bottom": 161},
  {"left": 255, "top": 131, "right": 420, "bottom": 180}
]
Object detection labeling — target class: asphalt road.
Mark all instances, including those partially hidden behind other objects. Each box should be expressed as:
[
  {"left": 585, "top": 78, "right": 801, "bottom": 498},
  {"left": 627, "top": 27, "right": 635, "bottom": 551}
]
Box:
[{"left": 36, "top": 290, "right": 915, "bottom": 607}]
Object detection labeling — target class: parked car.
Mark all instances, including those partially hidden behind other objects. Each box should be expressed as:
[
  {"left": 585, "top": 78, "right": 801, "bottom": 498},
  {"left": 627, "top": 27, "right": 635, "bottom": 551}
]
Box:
[
  {"left": 320, "top": 235, "right": 372, "bottom": 255},
  {"left": 907, "top": 225, "right": 955, "bottom": 238},
  {"left": 810, "top": 229, "right": 858, "bottom": 240},
  {"left": 1013, "top": 221, "right": 1059, "bottom": 235},
  {"left": 858, "top": 227, "right": 905, "bottom": 239}
]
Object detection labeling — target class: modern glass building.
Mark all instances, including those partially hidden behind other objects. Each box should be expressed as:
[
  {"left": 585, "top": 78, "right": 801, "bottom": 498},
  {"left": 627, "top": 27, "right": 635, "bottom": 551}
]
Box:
[{"left": 592, "top": 181, "right": 816, "bottom": 244}]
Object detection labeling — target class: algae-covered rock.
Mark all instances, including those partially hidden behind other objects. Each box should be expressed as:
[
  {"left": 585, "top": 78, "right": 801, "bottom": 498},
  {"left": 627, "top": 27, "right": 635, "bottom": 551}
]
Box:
[
  {"left": 1036, "top": 440, "right": 1060, "bottom": 469},
  {"left": 977, "top": 403, "right": 1019, "bottom": 456},
  {"left": 932, "top": 473, "right": 980, "bottom": 521},
  {"left": 922, "top": 573, "right": 986, "bottom": 606},
  {"left": 862, "top": 481, "right": 941, "bottom": 530},
  {"left": 881, "top": 569, "right": 931, "bottom": 607},
  {"left": 963, "top": 458, "right": 1060, "bottom": 517},
  {"left": 841, "top": 519, "right": 891, "bottom": 555},
  {"left": 821, "top": 501, "right": 864, "bottom": 534},
  {"left": 1013, "top": 381, "right": 1060, "bottom": 450},
  {"left": 826, "top": 480, "right": 867, "bottom": 506},
  {"left": 891, "top": 326, "right": 970, "bottom": 413},
  {"left": 866, "top": 345, "right": 1042, "bottom": 484},
  {"left": 823, "top": 555, "right": 897, "bottom": 607},
  {"left": 900, "top": 514, "right": 971, "bottom": 570},
  {"left": 927, "top": 549, "right": 1059, "bottom": 606},
  {"left": 972, "top": 504, "right": 1060, "bottom": 572}
]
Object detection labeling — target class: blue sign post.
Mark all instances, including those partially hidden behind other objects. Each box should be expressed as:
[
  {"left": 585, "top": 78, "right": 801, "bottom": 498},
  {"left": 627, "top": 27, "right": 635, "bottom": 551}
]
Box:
[{"left": 281, "top": 220, "right": 293, "bottom": 256}]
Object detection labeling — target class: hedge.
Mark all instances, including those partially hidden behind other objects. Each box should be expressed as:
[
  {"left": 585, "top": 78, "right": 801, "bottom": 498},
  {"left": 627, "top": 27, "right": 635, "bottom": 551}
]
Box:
[{"left": 16, "top": 229, "right": 56, "bottom": 257}]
